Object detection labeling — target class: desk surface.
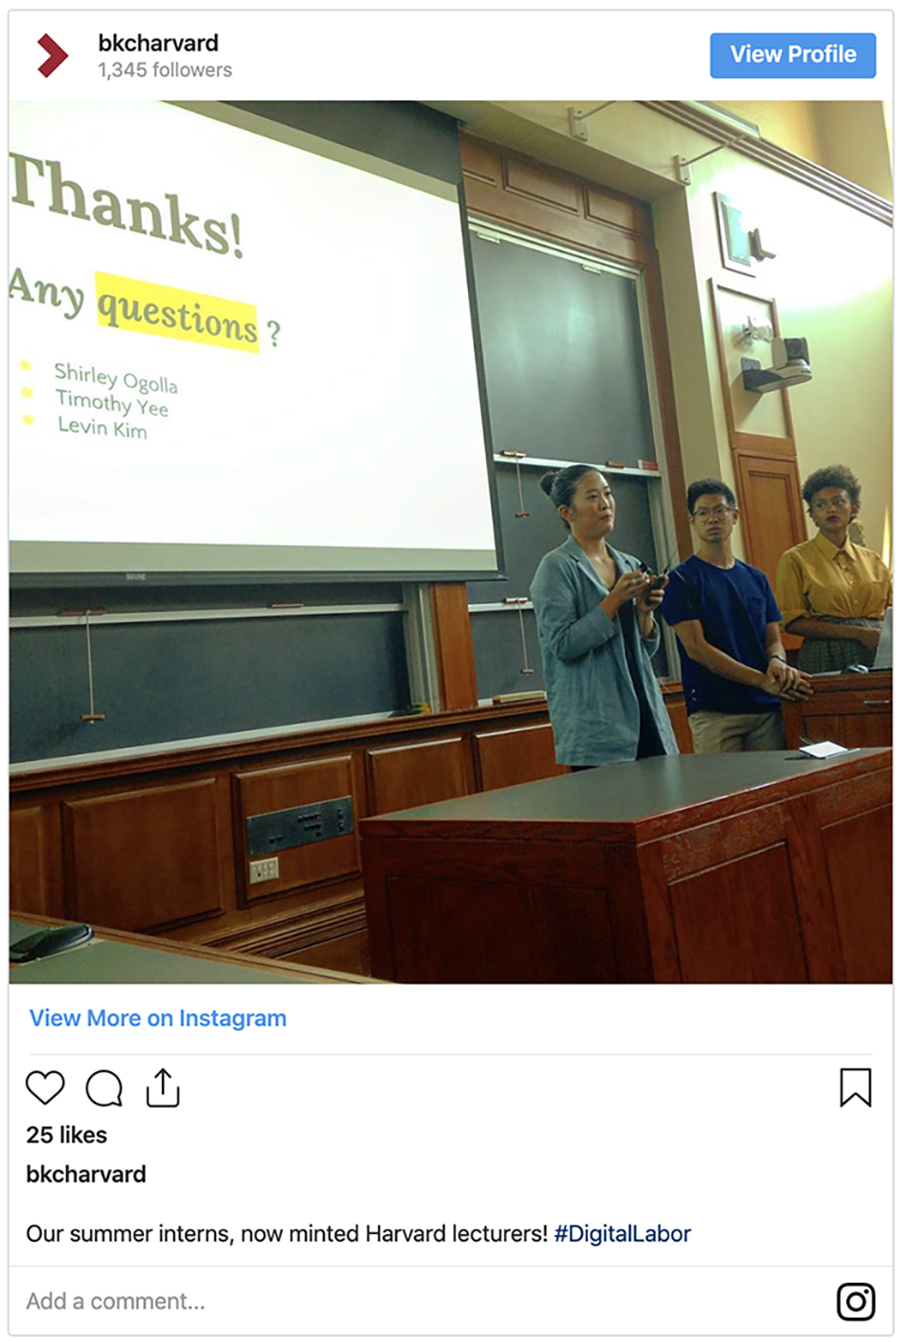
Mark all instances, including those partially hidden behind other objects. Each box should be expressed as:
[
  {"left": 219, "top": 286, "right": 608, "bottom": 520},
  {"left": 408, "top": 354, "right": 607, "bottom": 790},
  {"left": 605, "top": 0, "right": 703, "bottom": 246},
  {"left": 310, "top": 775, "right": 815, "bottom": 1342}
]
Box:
[
  {"left": 361, "top": 749, "right": 891, "bottom": 984},
  {"left": 361, "top": 749, "right": 890, "bottom": 833},
  {"left": 9, "top": 917, "right": 374, "bottom": 986}
]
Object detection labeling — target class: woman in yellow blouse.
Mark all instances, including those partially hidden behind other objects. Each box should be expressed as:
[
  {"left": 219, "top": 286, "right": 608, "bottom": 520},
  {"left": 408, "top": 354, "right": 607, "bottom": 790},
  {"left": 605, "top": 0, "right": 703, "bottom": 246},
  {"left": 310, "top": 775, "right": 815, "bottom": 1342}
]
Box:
[{"left": 776, "top": 464, "right": 892, "bottom": 673}]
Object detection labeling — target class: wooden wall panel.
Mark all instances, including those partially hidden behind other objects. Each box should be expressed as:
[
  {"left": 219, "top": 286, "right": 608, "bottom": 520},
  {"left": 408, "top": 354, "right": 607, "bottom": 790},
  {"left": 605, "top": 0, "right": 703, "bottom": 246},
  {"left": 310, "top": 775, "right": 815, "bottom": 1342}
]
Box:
[
  {"left": 460, "top": 137, "right": 501, "bottom": 187},
  {"left": 63, "top": 777, "right": 232, "bottom": 931},
  {"left": 233, "top": 755, "right": 360, "bottom": 903},
  {"left": 643, "top": 258, "right": 692, "bottom": 562},
  {"left": 734, "top": 453, "right": 807, "bottom": 594},
  {"left": 205, "top": 887, "right": 368, "bottom": 967},
  {"left": 430, "top": 584, "right": 478, "bottom": 711},
  {"left": 366, "top": 736, "right": 473, "bottom": 816},
  {"left": 9, "top": 805, "right": 63, "bottom": 918},
  {"left": 460, "top": 137, "right": 655, "bottom": 265},
  {"left": 474, "top": 723, "right": 567, "bottom": 792},
  {"left": 584, "top": 186, "right": 653, "bottom": 237},
  {"left": 386, "top": 874, "right": 617, "bottom": 984},
  {"left": 668, "top": 844, "right": 811, "bottom": 983},
  {"left": 11, "top": 694, "right": 733, "bottom": 976},
  {"left": 823, "top": 805, "right": 892, "bottom": 983},
  {"left": 289, "top": 929, "right": 371, "bottom": 977},
  {"left": 663, "top": 689, "right": 694, "bottom": 755},
  {"left": 504, "top": 156, "right": 581, "bottom": 214}
]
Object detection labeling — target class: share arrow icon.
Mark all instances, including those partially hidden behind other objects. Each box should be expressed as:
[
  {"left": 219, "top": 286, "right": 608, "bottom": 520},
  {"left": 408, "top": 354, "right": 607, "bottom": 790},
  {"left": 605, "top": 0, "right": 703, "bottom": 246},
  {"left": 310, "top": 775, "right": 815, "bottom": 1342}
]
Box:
[
  {"left": 38, "top": 33, "right": 68, "bottom": 77},
  {"left": 146, "top": 1067, "right": 181, "bottom": 1108}
]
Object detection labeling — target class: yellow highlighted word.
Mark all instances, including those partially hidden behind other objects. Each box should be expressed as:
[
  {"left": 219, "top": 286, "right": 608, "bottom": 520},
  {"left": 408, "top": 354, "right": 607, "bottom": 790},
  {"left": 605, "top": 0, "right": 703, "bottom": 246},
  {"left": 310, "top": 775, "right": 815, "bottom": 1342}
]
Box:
[{"left": 95, "top": 273, "right": 259, "bottom": 353}]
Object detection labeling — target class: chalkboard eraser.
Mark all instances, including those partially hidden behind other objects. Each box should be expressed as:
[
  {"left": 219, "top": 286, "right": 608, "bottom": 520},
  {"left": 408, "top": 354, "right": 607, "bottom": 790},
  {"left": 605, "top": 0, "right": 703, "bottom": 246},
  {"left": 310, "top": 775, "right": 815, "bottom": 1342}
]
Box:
[
  {"left": 58, "top": 608, "right": 107, "bottom": 617},
  {"left": 639, "top": 459, "right": 660, "bottom": 472},
  {"left": 268, "top": 602, "right": 305, "bottom": 609},
  {"left": 492, "top": 691, "right": 548, "bottom": 705},
  {"left": 399, "top": 702, "right": 432, "bottom": 716},
  {"left": 604, "top": 460, "right": 627, "bottom": 470}
]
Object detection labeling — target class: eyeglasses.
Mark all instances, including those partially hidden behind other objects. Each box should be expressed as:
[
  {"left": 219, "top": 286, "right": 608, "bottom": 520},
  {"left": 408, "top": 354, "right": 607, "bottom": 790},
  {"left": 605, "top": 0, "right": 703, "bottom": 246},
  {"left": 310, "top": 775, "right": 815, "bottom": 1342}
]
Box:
[
  {"left": 811, "top": 496, "right": 851, "bottom": 511},
  {"left": 692, "top": 505, "right": 732, "bottom": 520}
]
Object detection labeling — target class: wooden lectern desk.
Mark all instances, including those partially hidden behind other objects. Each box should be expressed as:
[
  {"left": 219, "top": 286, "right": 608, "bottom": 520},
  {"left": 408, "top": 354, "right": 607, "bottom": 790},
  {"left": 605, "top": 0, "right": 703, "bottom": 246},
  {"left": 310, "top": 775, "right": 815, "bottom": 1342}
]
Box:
[
  {"left": 782, "top": 670, "right": 892, "bottom": 750},
  {"left": 361, "top": 750, "right": 891, "bottom": 985}
]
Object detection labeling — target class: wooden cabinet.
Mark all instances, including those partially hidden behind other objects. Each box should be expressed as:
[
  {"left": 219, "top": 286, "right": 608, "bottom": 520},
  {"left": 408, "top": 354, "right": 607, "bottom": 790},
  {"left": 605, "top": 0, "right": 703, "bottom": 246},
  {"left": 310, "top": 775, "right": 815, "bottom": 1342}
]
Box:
[
  {"left": 9, "top": 806, "right": 63, "bottom": 918},
  {"left": 365, "top": 737, "right": 474, "bottom": 815},
  {"left": 361, "top": 750, "right": 892, "bottom": 985},
  {"left": 233, "top": 755, "right": 360, "bottom": 903},
  {"left": 782, "top": 671, "right": 892, "bottom": 749},
  {"left": 10, "top": 705, "right": 568, "bottom": 971},
  {"left": 473, "top": 723, "right": 566, "bottom": 792},
  {"left": 63, "top": 776, "right": 232, "bottom": 930},
  {"left": 7, "top": 690, "right": 715, "bottom": 975}
]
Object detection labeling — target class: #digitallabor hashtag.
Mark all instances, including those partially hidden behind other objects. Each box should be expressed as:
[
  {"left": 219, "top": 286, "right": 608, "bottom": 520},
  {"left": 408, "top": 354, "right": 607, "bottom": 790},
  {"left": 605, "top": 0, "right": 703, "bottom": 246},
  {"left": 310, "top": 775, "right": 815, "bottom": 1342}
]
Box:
[{"left": 555, "top": 1224, "right": 693, "bottom": 1246}]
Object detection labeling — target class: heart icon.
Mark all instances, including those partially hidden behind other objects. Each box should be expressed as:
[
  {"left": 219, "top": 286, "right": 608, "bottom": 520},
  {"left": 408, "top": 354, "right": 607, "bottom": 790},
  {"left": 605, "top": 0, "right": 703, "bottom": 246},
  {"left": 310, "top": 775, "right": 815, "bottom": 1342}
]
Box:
[{"left": 26, "top": 1070, "right": 65, "bottom": 1104}]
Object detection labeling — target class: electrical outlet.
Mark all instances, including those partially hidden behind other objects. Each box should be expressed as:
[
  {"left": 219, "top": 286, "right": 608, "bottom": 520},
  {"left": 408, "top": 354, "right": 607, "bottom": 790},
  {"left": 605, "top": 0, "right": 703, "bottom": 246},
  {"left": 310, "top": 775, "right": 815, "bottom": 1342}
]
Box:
[{"left": 248, "top": 856, "right": 279, "bottom": 885}]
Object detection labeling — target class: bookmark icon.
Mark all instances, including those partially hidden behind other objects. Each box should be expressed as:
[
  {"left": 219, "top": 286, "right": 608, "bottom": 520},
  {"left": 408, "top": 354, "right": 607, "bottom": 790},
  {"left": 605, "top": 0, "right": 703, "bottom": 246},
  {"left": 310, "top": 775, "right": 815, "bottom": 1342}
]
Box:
[{"left": 839, "top": 1067, "right": 872, "bottom": 1107}]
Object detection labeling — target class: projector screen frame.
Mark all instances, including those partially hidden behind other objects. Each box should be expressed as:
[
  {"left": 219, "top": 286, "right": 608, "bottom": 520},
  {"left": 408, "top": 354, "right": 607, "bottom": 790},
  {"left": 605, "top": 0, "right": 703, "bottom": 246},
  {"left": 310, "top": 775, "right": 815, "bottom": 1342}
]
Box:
[{"left": 9, "top": 99, "right": 506, "bottom": 590}]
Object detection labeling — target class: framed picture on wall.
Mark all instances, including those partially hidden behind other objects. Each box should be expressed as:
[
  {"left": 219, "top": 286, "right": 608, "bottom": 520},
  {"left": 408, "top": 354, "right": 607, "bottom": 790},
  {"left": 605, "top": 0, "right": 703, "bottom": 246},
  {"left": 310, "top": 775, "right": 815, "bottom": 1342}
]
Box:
[{"left": 714, "top": 192, "right": 755, "bottom": 276}]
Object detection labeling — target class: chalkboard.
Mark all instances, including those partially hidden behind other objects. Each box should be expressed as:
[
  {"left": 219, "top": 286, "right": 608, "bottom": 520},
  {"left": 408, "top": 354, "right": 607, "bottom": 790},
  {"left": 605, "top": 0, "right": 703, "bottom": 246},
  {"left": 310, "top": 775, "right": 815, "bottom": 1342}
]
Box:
[
  {"left": 465, "top": 228, "right": 668, "bottom": 699},
  {"left": 468, "top": 230, "right": 656, "bottom": 465},
  {"left": 9, "top": 115, "right": 671, "bottom": 763},
  {"left": 9, "top": 99, "right": 460, "bottom": 764},
  {"left": 10, "top": 596, "right": 408, "bottom": 763},
  {"left": 470, "top": 608, "right": 545, "bottom": 698},
  {"left": 473, "top": 463, "right": 658, "bottom": 605}
]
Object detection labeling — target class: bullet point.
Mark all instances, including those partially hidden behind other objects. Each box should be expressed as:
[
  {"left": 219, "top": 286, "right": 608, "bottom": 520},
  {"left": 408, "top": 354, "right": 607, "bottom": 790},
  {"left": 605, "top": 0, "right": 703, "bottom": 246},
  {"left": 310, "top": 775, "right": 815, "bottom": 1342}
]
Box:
[
  {"left": 20, "top": 360, "right": 31, "bottom": 371},
  {"left": 21, "top": 387, "right": 34, "bottom": 399},
  {"left": 23, "top": 415, "right": 35, "bottom": 426}
]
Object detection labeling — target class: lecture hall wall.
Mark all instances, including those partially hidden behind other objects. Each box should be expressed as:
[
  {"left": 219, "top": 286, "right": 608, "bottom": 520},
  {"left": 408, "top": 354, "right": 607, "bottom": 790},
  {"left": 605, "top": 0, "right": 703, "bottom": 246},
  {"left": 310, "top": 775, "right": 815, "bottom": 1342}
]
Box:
[
  {"left": 433, "top": 100, "right": 893, "bottom": 565},
  {"left": 11, "top": 100, "right": 892, "bottom": 977}
]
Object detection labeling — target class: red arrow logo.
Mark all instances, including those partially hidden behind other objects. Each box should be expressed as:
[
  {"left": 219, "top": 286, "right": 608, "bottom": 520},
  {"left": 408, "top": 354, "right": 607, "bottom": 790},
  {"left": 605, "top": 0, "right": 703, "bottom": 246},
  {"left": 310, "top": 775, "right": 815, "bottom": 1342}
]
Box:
[{"left": 38, "top": 33, "right": 68, "bottom": 77}]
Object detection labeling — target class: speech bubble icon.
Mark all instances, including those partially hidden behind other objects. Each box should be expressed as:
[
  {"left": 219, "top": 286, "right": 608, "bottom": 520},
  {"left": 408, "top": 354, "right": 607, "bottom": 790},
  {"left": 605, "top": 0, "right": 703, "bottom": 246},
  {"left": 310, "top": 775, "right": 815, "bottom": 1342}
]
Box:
[{"left": 86, "top": 1069, "right": 123, "bottom": 1107}]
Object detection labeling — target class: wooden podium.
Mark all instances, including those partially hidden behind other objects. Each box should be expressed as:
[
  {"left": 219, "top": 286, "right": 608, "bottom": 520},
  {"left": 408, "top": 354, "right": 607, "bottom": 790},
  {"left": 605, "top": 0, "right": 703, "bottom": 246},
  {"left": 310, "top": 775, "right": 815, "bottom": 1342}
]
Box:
[
  {"left": 782, "top": 670, "right": 892, "bottom": 750},
  {"left": 361, "top": 750, "right": 891, "bottom": 985}
]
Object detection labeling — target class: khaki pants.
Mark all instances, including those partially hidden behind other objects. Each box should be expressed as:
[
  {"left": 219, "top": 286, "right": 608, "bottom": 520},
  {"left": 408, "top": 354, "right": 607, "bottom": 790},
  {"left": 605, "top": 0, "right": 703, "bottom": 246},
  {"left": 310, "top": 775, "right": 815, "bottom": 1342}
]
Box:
[{"left": 689, "top": 709, "right": 785, "bottom": 754}]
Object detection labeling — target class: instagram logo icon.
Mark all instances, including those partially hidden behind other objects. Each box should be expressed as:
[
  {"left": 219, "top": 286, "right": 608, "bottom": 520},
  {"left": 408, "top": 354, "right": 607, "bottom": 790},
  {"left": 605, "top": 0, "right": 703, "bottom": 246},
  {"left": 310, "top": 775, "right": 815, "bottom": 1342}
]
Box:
[{"left": 837, "top": 1283, "right": 876, "bottom": 1322}]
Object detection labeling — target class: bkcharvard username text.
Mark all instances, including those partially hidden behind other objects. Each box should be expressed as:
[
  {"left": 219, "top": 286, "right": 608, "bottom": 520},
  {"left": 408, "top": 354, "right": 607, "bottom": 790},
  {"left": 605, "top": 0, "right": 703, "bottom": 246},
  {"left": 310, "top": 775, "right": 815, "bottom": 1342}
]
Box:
[{"left": 99, "top": 33, "right": 220, "bottom": 52}]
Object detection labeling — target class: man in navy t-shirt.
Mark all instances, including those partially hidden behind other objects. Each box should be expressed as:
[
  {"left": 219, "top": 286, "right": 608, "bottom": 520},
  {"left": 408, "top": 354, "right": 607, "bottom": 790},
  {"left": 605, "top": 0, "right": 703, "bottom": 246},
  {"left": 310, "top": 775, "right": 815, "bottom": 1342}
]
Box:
[{"left": 660, "top": 479, "right": 813, "bottom": 753}]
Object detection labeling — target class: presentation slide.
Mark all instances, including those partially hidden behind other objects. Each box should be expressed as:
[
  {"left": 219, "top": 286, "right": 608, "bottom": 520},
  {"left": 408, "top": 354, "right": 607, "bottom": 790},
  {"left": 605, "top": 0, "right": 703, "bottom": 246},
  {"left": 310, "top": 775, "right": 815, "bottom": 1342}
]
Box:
[{"left": 9, "top": 101, "right": 498, "bottom": 577}]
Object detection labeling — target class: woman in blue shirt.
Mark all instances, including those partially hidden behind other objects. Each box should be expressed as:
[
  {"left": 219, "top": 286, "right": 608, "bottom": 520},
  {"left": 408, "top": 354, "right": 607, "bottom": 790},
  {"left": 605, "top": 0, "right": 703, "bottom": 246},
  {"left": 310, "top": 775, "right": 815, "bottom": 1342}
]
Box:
[{"left": 530, "top": 465, "right": 678, "bottom": 769}]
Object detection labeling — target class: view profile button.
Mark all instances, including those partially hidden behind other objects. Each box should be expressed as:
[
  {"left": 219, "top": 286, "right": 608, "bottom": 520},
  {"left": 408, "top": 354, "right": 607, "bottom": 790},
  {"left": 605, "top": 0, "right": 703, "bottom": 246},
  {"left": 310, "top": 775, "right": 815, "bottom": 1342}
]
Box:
[{"left": 710, "top": 33, "right": 876, "bottom": 78}]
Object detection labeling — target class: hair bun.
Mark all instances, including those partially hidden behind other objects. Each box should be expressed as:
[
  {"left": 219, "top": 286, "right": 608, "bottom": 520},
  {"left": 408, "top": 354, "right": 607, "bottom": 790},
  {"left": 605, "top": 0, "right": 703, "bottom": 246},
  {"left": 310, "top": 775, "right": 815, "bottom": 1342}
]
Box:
[{"left": 539, "top": 470, "right": 559, "bottom": 498}]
